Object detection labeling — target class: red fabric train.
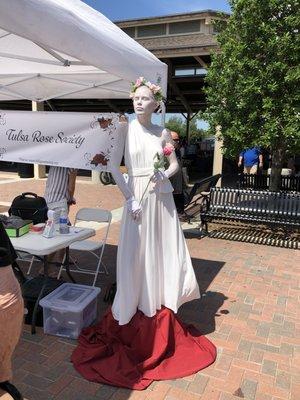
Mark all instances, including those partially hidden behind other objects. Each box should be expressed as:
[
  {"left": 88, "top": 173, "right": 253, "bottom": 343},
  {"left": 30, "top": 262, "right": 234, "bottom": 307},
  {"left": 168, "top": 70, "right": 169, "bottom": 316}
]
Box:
[{"left": 72, "top": 307, "right": 216, "bottom": 390}]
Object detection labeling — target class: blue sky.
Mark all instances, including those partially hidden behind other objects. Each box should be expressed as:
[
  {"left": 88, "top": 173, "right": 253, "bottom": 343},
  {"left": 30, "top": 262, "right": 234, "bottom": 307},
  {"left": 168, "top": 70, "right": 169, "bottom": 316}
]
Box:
[{"left": 83, "top": 0, "right": 231, "bottom": 21}]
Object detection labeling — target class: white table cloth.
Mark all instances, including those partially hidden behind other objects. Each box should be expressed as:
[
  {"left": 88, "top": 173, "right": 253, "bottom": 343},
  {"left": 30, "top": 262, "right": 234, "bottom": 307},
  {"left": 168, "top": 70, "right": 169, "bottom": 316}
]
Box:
[{"left": 11, "top": 227, "right": 95, "bottom": 256}]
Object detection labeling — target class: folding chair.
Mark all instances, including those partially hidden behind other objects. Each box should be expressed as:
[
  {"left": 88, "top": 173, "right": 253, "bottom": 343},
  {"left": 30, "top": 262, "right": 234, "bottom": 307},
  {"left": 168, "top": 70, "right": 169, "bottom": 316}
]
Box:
[{"left": 57, "top": 208, "right": 112, "bottom": 286}]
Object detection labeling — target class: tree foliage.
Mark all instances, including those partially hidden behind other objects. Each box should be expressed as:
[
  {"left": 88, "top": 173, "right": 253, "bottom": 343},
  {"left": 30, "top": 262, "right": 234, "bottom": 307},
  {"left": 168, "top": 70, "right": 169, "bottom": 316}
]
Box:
[
  {"left": 165, "top": 116, "right": 186, "bottom": 137},
  {"left": 204, "top": 0, "right": 300, "bottom": 189},
  {"left": 165, "top": 115, "right": 208, "bottom": 142}
]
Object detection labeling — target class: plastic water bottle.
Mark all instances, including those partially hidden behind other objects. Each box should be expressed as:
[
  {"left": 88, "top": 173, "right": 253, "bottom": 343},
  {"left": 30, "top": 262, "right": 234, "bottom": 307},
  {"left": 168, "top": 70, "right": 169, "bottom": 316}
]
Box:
[{"left": 59, "top": 212, "right": 69, "bottom": 234}]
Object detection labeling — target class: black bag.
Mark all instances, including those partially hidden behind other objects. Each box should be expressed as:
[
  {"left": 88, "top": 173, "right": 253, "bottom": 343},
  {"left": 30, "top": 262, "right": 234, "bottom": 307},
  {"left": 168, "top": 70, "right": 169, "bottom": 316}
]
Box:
[
  {"left": 9, "top": 192, "right": 48, "bottom": 224},
  {"left": 23, "top": 276, "right": 65, "bottom": 327}
]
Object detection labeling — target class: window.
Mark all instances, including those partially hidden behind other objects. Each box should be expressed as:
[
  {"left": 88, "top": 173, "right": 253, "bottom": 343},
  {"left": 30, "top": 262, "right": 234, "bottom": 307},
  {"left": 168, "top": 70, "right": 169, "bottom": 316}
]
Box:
[
  {"left": 175, "top": 68, "right": 195, "bottom": 77},
  {"left": 137, "top": 24, "right": 167, "bottom": 37},
  {"left": 196, "top": 68, "right": 207, "bottom": 76},
  {"left": 169, "top": 20, "right": 200, "bottom": 35},
  {"left": 174, "top": 67, "right": 207, "bottom": 77},
  {"left": 122, "top": 27, "right": 135, "bottom": 38}
]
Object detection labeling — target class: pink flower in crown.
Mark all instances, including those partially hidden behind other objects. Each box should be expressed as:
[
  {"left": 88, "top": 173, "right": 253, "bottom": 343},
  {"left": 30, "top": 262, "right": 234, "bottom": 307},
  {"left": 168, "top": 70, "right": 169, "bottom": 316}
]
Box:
[
  {"left": 135, "top": 77, "right": 144, "bottom": 87},
  {"left": 148, "top": 83, "right": 160, "bottom": 94},
  {"left": 153, "top": 85, "right": 161, "bottom": 94},
  {"left": 163, "top": 143, "right": 174, "bottom": 156}
]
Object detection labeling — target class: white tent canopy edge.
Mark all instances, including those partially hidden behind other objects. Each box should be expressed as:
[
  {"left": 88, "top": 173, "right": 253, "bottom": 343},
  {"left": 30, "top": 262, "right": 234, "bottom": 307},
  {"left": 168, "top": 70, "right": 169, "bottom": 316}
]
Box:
[{"left": 0, "top": 0, "right": 167, "bottom": 102}]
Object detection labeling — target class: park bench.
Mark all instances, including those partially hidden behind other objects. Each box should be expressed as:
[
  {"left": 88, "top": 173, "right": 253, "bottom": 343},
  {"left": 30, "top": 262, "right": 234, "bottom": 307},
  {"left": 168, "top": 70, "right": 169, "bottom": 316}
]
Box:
[
  {"left": 238, "top": 173, "right": 300, "bottom": 192},
  {"left": 182, "top": 174, "right": 222, "bottom": 222},
  {"left": 200, "top": 187, "right": 300, "bottom": 232}
]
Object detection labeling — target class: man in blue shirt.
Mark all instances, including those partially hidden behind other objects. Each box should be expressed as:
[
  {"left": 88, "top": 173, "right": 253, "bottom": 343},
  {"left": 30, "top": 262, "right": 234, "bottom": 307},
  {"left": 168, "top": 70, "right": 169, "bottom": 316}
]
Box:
[{"left": 238, "top": 147, "right": 263, "bottom": 174}]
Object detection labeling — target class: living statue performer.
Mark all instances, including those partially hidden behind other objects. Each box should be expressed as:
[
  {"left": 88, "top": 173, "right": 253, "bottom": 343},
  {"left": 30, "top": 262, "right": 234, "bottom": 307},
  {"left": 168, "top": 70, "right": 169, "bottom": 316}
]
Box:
[{"left": 72, "top": 78, "right": 216, "bottom": 390}]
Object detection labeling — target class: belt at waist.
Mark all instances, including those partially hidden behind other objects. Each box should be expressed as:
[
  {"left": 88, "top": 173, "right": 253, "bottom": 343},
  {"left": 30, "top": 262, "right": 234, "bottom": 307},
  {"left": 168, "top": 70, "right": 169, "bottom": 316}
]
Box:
[
  {"left": 127, "top": 167, "right": 174, "bottom": 193},
  {"left": 127, "top": 167, "right": 154, "bottom": 177}
]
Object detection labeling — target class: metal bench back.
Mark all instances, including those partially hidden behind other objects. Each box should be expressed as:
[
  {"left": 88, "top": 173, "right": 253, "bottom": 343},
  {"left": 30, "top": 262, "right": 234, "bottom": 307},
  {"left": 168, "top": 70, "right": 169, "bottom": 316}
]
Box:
[
  {"left": 210, "top": 188, "right": 300, "bottom": 219},
  {"left": 187, "top": 174, "right": 221, "bottom": 204}
]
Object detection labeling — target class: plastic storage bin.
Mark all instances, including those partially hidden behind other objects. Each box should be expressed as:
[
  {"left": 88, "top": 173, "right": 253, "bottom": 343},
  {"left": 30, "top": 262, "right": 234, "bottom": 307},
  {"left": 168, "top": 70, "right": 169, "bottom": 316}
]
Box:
[{"left": 39, "top": 283, "right": 100, "bottom": 339}]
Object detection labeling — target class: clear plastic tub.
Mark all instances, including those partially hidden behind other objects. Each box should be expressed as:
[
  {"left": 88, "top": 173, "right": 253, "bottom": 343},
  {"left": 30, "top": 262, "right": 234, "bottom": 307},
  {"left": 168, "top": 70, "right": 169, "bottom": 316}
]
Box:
[{"left": 39, "top": 283, "right": 100, "bottom": 339}]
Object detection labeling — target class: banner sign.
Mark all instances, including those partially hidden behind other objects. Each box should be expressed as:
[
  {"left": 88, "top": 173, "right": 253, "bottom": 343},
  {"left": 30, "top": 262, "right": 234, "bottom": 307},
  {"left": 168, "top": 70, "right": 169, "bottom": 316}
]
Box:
[{"left": 0, "top": 110, "right": 127, "bottom": 171}]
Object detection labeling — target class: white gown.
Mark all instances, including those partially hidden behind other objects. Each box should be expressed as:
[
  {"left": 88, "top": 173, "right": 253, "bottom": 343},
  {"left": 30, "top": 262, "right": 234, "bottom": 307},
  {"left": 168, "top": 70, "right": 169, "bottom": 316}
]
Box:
[{"left": 111, "top": 119, "right": 200, "bottom": 325}]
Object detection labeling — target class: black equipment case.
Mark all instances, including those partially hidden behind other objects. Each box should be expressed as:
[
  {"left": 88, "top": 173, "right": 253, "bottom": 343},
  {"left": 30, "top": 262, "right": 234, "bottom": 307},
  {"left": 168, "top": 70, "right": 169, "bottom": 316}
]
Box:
[{"left": 9, "top": 192, "right": 48, "bottom": 224}]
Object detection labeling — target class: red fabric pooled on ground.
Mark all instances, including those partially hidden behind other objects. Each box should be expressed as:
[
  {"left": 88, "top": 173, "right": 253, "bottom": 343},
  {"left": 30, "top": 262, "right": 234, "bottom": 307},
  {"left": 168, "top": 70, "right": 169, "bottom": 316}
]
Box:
[{"left": 71, "top": 307, "right": 216, "bottom": 390}]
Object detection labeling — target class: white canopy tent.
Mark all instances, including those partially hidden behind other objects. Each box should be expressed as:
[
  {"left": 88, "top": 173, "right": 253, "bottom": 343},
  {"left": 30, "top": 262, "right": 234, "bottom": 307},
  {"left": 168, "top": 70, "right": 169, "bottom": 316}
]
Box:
[{"left": 0, "top": 0, "right": 167, "bottom": 102}]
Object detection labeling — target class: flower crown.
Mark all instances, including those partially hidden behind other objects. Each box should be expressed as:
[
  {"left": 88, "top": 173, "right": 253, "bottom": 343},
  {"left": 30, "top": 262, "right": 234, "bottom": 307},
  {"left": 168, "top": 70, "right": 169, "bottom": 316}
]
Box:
[{"left": 130, "top": 77, "right": 164, "bottom": 102}]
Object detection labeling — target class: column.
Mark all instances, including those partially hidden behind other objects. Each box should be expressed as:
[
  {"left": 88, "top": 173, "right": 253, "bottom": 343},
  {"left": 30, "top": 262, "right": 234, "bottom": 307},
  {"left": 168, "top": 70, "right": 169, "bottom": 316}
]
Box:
[{"left": 212, "top": 125, "right": 223, "bottom": 187}]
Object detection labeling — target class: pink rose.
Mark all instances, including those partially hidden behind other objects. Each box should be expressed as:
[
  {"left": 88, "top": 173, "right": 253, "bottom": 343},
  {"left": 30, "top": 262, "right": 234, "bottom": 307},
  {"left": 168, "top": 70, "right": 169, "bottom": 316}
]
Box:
[
  {"left": 163, "top": 143, "right": 174, "bottom": 156},
  {"left": 135, "top": 77, "right": 144, "bottom": 87},
  {"left": 152, "top": 84, "right": 161, "bottom": 94}
]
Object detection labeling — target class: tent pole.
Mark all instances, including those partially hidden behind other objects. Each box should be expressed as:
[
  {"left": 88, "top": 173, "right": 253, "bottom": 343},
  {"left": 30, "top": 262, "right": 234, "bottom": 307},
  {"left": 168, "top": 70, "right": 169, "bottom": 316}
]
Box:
[{"left": 32, "top": 101, "right": 46, "bottom": 179}]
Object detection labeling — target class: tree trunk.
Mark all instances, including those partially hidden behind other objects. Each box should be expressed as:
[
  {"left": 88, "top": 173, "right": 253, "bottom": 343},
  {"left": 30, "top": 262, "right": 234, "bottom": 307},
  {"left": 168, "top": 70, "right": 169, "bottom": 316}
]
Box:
[{"left": 269, "top": 146, "right": 284, "bottom": 192}]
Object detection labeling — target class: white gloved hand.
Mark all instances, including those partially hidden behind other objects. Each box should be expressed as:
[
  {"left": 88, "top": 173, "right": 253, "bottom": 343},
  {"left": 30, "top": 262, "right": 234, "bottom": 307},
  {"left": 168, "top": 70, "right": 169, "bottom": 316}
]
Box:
[
  {"left": 151, "top": 170, "right": 168, "bottom": 183},
  {"left": 126, "top": 196, "right": 142, "bottom": 221}
]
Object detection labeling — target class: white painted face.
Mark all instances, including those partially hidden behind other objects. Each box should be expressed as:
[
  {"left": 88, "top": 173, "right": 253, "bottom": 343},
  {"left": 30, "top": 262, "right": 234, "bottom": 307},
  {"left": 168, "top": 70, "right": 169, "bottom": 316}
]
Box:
[{"left": 132, "top": 85, "right": 158, "bottom": 116}]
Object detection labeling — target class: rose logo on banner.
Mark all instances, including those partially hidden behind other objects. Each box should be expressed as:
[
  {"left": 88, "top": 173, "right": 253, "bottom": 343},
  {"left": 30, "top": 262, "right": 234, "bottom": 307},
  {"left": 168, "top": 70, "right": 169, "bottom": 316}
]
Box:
[
  {"left": 86, "top": 115, "right": 121, "bottom": 169},
  {"left": 91, "top": 153, "right": 109, "bottom": 166},
  {"left": 90, "top": 116, "right": 113, "bottom": 130},
  {"left": 98, "top": 117, "right": 113, "bottom": 130}
]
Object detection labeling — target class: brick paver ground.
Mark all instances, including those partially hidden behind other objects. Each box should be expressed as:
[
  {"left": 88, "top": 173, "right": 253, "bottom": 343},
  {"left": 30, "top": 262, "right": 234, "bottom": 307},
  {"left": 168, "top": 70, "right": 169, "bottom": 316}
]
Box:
[{"left": 0, "top": 173, "right": 299, "bottom": 400}]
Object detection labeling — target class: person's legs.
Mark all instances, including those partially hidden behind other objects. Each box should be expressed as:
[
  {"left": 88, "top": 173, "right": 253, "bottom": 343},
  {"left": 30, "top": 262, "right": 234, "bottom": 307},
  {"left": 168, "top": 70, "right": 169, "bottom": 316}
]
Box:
[
  {"left": 249, "top": 164, "right": 258, "bottom": 174},
  {"left": 244, "top": 165, "right": 258, "bottom": 174},
  {"left": 0, "top": 266, "right": 24, "bottom": 400}
]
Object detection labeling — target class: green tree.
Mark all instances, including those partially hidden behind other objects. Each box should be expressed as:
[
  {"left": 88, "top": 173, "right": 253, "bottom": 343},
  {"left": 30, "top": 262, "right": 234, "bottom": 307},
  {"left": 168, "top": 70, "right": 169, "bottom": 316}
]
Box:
[
  {"left": 204, "top": 0, "right": 300, "bottom": 190},
  {"left": 165, "top": 116, "right": 186, "bottom": 137},
  {"left": 166, "top": 115, "right": 208, "bottom": 142},
  {"left": 189, "top": 118, "right": 208, "bottom": 142}
]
